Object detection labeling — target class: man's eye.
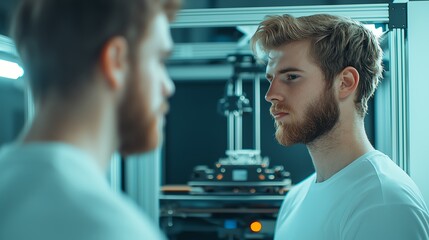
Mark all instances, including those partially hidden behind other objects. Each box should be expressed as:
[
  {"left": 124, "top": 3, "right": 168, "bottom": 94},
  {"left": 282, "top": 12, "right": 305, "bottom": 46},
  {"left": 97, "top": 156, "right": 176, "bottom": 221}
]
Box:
[{"left": 285, "top": 74, "right": 299, "bottom": 81}]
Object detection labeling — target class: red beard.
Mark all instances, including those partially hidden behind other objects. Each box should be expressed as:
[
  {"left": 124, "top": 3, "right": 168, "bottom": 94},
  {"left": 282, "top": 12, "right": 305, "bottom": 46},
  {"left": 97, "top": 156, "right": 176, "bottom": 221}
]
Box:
[{"left": 271, "top": 87, "right": 339, "bottom": 146}]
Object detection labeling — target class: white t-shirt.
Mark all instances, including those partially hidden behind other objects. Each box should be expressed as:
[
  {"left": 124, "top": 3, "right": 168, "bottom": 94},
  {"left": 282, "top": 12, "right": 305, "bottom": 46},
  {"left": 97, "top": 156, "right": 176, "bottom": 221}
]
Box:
[
  {"left": 0, "top": 143, "right": 166, "bottom": 240},
  {"left": 275, "top": 150, "right": 429, "bottom": 240}
]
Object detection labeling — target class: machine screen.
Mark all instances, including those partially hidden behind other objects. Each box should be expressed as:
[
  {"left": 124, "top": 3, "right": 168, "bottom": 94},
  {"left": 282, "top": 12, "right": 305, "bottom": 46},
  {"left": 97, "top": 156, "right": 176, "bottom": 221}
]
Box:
[{"left": 232, "top": 169, "right": 248, "bottom": 181}]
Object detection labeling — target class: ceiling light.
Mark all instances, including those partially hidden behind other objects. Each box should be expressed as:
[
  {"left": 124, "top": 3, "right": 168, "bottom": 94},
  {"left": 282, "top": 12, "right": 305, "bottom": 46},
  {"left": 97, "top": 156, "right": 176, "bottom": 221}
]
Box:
[{"left": 0, "top": 59, "right": 24, "bottom": 79}]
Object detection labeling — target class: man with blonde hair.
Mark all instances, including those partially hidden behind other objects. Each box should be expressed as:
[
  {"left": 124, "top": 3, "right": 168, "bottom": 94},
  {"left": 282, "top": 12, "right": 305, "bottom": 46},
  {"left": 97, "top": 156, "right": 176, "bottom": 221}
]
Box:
[
  {"left": 251, "top": 14, "right": 429, "bottom": 239},
  {"left": 0, "top": 0, "right": 179, "bottom": 239}
]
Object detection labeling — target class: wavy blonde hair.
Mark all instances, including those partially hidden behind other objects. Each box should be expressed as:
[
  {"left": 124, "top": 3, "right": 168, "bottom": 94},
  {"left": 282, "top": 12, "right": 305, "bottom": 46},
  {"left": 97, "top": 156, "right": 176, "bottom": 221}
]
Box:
[{"left": 251, "top": 14, "right": 383, "bottom": 117}]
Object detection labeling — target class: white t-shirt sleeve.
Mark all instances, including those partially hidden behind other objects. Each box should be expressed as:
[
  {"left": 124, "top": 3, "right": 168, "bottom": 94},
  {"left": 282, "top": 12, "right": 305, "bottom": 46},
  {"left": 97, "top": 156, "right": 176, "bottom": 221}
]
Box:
[{"left": 343, "top": 204, "right": 429, "bottom": 240}]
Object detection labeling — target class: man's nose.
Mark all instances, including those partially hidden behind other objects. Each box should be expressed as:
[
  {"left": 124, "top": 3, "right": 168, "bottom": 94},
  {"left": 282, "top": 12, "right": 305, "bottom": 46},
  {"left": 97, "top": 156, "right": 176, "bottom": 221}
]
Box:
[{"left": 265, "top": 79, "right": 283, "bottom": 103}]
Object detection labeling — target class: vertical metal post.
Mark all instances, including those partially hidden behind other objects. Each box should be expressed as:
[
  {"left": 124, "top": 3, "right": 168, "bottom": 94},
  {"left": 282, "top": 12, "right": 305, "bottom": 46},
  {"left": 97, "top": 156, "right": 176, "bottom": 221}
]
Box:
[
  {"left": 125, "top": 149, "right": 161, "bottom": 225},
  {"left": 228, "top": 114, "right": 234, "bottom": 151},
  {"left": 235, "top": 77, "right": 243, "bottom": 150},
  {"left": 24, "top": 79, "right": 35, "bottom": 130},
  {"left": 108, "top": 152, "right": 122, "bottom": 193},
  {"left": 375, "top": 28, "right": 408, "bottom": 174},
  {"left": 254, "top": 74, "right": 261, "bottom": 152},
  {"left": 389, "top": 28, "right": 409, "bottom": 173}
]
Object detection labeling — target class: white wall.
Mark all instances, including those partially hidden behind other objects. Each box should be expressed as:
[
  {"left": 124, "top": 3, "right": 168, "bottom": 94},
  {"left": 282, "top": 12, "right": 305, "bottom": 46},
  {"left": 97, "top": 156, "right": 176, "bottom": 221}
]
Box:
[{"left": 408, "top": 1, "right": 429, "bottom": 207}]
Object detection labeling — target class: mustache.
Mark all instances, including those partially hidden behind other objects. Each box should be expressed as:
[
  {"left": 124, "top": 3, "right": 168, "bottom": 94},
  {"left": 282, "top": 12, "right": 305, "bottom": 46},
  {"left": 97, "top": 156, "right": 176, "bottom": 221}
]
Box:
[{"left": 270, "top": 103, "right": 291, "bottom": 117}]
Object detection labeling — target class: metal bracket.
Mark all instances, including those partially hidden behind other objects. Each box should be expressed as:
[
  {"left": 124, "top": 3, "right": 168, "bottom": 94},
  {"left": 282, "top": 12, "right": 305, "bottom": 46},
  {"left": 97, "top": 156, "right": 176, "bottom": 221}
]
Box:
[{"left": 389, "top": 3, "right": 407, "bottom": 29}]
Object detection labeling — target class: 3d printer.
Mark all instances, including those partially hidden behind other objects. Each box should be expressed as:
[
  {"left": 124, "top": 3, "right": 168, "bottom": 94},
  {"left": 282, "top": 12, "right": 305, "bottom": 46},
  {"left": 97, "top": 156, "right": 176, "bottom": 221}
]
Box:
[{"left": 188, "top": 54, "right": 291, "bottom": 195}]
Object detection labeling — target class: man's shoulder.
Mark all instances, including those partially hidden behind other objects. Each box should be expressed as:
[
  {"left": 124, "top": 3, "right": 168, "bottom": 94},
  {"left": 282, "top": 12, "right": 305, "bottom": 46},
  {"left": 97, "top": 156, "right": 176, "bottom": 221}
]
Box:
[
  {"left": 0, "top": 144, "right": 166, "bottom": 240},
  {"left": 63, "top": 191, "right": 165, "bottom": 239},
  {"left": 1, "top": 193, "right": 165, "bottom": 240},
  {"left": 342, "top": 196, "right": 429, "bottom": 239},
  {"left": 356, "top": 151, "right": 426, "bottom": 208},
  {"left": 0, "top": 143, "right": 105, "bottom": 195}
]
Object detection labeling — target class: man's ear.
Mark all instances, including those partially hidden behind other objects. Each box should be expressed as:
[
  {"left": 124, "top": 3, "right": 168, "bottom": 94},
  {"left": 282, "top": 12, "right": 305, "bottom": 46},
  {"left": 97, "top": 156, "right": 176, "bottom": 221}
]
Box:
[
  {"left": 99, "top": 37, "right": 129, "bottom": 90},
  {"left": 338, "top": 66, "right": 359, "bottom": 100}
]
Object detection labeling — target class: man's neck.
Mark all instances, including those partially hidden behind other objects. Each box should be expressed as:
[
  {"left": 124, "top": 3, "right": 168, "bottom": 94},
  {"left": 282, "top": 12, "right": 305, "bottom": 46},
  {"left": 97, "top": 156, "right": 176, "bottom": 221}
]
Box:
[
  {"left": 307, "top": 118, "right": 374, "bottom": 183},
  {"left": 22, "top": 94, "right": 117, "bottom": 172}
]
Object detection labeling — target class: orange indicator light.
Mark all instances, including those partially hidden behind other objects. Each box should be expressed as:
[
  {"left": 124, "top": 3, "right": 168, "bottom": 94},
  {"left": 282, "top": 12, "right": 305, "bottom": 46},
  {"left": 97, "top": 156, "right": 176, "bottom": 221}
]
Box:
[{"left": 250, "top": 221, "right": 262, "bottom": 233}]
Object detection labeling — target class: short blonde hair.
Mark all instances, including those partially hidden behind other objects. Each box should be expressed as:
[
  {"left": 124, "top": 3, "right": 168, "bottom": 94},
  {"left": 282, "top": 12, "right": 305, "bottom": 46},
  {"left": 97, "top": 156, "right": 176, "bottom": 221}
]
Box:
[{"left": 251, "top": 14, "right": 383, "bottom": 117}]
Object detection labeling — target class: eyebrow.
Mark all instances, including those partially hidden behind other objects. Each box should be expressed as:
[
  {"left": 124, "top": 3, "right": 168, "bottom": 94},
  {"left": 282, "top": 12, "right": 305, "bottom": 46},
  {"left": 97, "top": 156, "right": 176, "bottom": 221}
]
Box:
[
  {"left": 266, "top": 67, "right": 304, "bottom": 79},
  {"left": 277, "top": 67, "right": 304, "bottom": 74}
]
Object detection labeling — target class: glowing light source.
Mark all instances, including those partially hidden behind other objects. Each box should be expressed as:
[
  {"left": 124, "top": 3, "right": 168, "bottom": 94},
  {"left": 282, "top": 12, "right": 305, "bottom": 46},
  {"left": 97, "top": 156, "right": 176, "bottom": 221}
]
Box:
[
  {"left": 364, "top": 24, "right": 384, "bottom": 38},
  {"left": 250, "top": 221, "right": 262, "bottom": 233},
  {"left": 0, "top": 59, "right": 24, "bottom": 79}
]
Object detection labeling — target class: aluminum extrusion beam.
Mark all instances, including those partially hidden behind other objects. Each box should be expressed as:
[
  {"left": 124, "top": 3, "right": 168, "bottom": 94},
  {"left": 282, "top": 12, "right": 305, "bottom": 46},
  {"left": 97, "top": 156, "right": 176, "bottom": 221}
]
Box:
[
  {"left": 171, "top": 43, "right": 250, "bottom": 61},
  {"left": 172, "top": 4, "right": 389, "bottom": 28}
]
